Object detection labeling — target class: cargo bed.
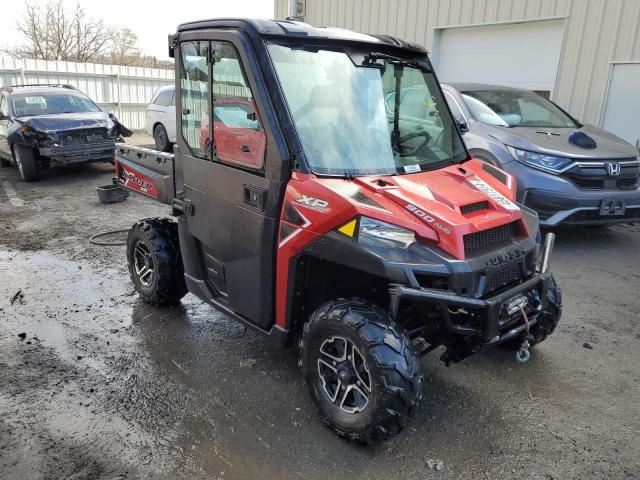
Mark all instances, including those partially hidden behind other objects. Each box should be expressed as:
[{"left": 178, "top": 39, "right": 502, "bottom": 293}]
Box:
[{"left": 114, "top": 144, "right": 175, "bottom": 205}]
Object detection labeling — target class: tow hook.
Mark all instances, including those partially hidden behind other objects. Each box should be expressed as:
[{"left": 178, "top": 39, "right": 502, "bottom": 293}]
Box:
[{"left": 516, "top": 305, "right": 532, "bottom": 363}]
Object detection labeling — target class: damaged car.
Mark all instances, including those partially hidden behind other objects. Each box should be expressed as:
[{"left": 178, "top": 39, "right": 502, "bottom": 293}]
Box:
[{"left": 0, "top": 84, "right": 132, "bottom": 181}]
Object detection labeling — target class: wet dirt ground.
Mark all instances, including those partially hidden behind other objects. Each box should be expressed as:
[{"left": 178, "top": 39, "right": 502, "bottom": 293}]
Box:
[{"left": 0, "top": 138, "right": 639, "bottom": 479}]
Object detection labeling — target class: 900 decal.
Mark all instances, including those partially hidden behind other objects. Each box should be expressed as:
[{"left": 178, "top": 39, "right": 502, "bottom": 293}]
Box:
[{"left": 405, "top": 204, "right": 451, "bottom": 234}]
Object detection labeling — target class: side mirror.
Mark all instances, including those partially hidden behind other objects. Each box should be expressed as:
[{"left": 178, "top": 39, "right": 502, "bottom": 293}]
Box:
[{"left": 456, "top": 119, "right": 469, "bottom": 133}]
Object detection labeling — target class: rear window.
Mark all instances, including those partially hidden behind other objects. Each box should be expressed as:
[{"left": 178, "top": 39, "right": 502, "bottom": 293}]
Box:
[{"left": 11, "top": 93, "right": 101, "bottom": 117}]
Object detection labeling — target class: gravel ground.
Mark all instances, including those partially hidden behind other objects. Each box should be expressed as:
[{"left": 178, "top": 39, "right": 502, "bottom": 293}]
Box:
[{"left": 0, "top": 136, "right": 639, "bottom": 479}]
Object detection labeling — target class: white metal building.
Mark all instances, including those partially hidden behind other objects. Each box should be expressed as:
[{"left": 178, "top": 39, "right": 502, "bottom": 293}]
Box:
[{"left": 274, "top": 0, "right": 640, "bottom": 148}]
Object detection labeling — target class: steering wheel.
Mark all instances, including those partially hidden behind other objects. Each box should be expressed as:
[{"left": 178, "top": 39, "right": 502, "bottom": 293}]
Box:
[{"left": 394, "top": 130, "right": 431, "bottom": 156}]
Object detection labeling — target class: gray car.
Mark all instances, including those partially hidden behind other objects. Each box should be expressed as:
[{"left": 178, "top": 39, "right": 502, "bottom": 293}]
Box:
[{"left": 438, "top": 83, "right": 640, "bottom": 226}]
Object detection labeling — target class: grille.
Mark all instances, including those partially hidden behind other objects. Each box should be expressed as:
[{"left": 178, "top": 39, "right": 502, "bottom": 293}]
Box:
[
  {"left": 460, "top": 201, "right": 489, "bottom": 215},
  {"left": 617, "top": 177, "right": 638, "bottom": 190},
  {"left": 565, "top": 160, "right": 639, "bottom": 191},
  {"left": 475, "top": 262, "right": 523, "bottom": 296},
  {"left": 464, "top": 222, "right": 516, "bottom": 255},
  {"left": 59, "top": 129, "right": 108, "bottom": 146},
  {"left": 570, "top": 177, "right": 605, "bottom": 189}
]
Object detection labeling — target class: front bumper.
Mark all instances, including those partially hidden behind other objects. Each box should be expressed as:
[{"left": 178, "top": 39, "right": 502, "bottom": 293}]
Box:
[
  {"left": 523, "top": 188, "right": 640, "bottom": 225},
  {"left": 39, "top": 142, "right": 116, "bottom": 164},
  {"left": 502, "top": 160, "right": 640, "bottom": 226},
  {"left": 391, "top": 271, "right": 552, "bottom": 343}
]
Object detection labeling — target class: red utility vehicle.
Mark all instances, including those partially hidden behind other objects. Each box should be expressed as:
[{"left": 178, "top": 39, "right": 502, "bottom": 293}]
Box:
[{"left": 114, "top": 19, "right": 562, "bottom": 442}]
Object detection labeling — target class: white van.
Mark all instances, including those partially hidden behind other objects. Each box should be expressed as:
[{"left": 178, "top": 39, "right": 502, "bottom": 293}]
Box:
[{"left": 145, "top": 85, "right": 176, "bottom": 152}]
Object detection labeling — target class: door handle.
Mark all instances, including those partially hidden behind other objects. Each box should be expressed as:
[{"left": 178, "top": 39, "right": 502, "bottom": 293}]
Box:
[
  {"left": 241, "top": 145, "right": 250, "bottom": 152},
  {"left": 243, "top": 185, "right": 266, "bottom": 211}
]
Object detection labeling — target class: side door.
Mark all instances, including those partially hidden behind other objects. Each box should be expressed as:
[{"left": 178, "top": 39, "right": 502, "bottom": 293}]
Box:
[
  {"left": 0, "top": 94, "right": 10, "bottom": 158},
  {"left": 175, "top": 32, "right": 286, "bottom": 330}
]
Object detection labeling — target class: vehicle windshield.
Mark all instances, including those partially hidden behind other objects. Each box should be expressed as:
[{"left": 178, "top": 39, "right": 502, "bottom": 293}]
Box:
[
  {"left": 461, "top": 89, "right": 577, "bottom": 128},
  {"left": 268, "top": 44, "right": 467, "bottom": 176},
  {"left": 11, "top": 93, "right": 102, "bottom": 117}
]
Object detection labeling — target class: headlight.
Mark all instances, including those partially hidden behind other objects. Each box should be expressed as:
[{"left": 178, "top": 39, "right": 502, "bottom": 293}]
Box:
[
  {"left": 506, "top": 146, "right": 572, "bottom": 173},
  {"left": 358, "top": 217, "right": 416, "bottom": 249}
]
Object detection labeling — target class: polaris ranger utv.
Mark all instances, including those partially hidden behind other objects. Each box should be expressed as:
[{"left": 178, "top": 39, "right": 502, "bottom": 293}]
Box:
[{"left": 115, "top": 18, "right": 562, "bottom": 442}]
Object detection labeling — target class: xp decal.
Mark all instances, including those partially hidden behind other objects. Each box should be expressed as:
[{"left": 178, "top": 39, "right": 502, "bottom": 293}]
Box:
[{"left": 295, "top": 195, "right": 330, "bottom": 213}]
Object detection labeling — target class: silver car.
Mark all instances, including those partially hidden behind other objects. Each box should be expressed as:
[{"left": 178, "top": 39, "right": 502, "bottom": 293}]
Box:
[{"left": 437, "top": 83, "right": 640, "bottom": 226}]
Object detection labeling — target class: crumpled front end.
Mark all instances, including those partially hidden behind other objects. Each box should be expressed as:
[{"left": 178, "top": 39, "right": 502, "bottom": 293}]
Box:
[{"left": 12, "top": 113, "right": 132, "bottom": 165}]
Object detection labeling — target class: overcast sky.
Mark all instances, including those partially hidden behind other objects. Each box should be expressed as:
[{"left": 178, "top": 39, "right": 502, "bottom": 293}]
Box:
[{"left": 1, "top": 0, "right": 276, "bottom": 60}]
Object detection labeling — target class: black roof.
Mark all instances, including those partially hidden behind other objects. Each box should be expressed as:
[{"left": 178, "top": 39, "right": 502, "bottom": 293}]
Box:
[
  {"left": 176, "top": 18, "right": 427, "bottom": 53},
  {"left": 444, "top": 82, "right": 528, "bottom": 93}
]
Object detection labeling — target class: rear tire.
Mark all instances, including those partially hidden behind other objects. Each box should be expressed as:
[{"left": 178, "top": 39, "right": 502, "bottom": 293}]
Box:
[
  {"left": 300, "top": 299, "right": 423, "bottom": 443},
  {"left": 153, "top": 124, "right": 171, "bottom": 152},
  {"left": 126, "top": 218, "right": 187, "bottom": 306},
  {"left": 14, "top": 145, "right": 39, "bottom": 181}
]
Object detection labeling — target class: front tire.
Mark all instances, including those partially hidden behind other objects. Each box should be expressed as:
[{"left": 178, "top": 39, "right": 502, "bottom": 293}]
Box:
[
  {"left": 14, "top": 145, "right": 39, "bottom": 181},
  {"left": 126, "top": 218, "right": 187, "bottom": 306},
  {"left": 153, "top": 124, "right": 171, "bottom": 152},
  {"left": 300, "top": 299, "right": 423, "bottom": 442}
]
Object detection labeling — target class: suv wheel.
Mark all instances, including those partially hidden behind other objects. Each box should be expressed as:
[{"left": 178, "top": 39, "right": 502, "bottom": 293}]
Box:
[
  {"left": 153, "top": 124, "right": 171, "bottom": 152},
  {"left": 14, "top": 145, "right": 39, "bottom": 181},
  {"left": 126, "top": 218, "right": 187, "bottom": 306},
  {"left": 300, "top": 299, "right": 423, "bottom": 442}
]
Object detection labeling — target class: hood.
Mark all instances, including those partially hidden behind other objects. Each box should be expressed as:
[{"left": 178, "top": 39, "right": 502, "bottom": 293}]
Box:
[
  {"left": 480, "top": 123, "right": 639, "bottom": 159},
  {"left": 323, "top": 161, "right": 527, "bottom": 260},
  {"left": 18, "top": 112, "right": 113, "bottom": 132},
  {"left": 16, "top": 112, "right": 132, "bottom": 137}
]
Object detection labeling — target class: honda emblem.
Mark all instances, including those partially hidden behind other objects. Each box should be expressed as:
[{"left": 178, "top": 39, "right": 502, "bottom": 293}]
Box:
[{"left": 607, "top": 162, "right": 621, "bottom": 176}]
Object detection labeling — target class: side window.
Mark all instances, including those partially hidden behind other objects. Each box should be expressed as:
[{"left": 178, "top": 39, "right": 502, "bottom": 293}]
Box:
[
  {"left": 180, "top": 41, "right": 210, "bottom": 159},
  {"left": 0, "top": 96, "right": 6, "bottom": 116},
  {"left": 155, "top": 90, "right": 173, "bottom": 106},
  {"left": 444, "top": 91, "right": 464, "bottom": 123},
  {"left": 211, "top": 41, "right": 266, "bottom": 170}
]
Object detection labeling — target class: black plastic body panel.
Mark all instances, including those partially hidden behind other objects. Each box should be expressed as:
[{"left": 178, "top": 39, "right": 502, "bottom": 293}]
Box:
[{"left": 174, "top": 29, "right": 289, "bottom": 330}]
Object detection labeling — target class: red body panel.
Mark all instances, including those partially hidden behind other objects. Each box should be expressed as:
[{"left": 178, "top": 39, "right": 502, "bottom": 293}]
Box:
[
  {"left": 115, "top": 160, "right": 159, "bottom": 199},
  {"left": 275, "top": 160, "right": 525, "bottom": 329}
]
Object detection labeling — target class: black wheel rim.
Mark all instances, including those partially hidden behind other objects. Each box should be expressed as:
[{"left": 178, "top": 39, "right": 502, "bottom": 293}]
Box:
[
  {"left": 133, "top": 240, "right": 155, "bottom": 287},
  {"left": 317, "top": 336, "right": 371, "bottom": 414}
]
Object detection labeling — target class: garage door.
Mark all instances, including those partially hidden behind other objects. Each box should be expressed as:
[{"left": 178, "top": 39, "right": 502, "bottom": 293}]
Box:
[
  {"left": 601, "top": 63, "right": 640, "bottom": 147},
  {"left": 434, "top": 20, "right": 564, "bottom": 97}
]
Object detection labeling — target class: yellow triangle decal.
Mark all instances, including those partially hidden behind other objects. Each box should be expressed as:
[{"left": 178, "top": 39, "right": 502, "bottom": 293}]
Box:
[{"left": 338, "top": 219, "right": 357, "bottom": 237}]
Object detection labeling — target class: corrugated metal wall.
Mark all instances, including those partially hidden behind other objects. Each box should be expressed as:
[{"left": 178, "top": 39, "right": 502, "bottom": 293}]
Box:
[
  {"left": 274, "top": 0, "right": 640, "bottom": 127},
  {"left": 0, "top": 57, "right": 174, "bottom": 130}
]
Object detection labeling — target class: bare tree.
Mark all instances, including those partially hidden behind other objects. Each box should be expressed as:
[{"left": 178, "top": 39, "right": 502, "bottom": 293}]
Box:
[
  {"left": 10, "top": 0, "right": 111, "bottom": 62},
  {"left": 5, "top": 0, "right": 174, "bottom": 68},
  {"left": 107, "top": 28, "right": 140, "bottom": 66}
]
